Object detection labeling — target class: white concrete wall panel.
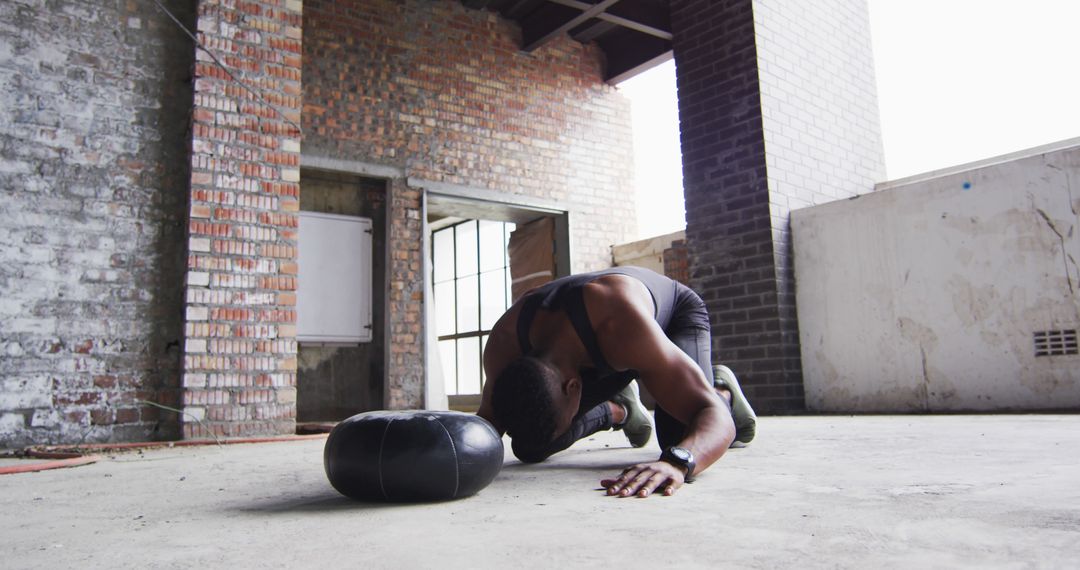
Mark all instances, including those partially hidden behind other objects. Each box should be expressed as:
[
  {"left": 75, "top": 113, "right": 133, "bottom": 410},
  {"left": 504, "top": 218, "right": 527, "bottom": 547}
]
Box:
[{"left": 793, "top": 142, "right": 1080, "bottom": 412}]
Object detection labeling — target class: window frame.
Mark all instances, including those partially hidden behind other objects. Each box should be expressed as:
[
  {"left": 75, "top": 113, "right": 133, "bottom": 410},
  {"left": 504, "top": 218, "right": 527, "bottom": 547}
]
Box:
[{"left": 432, "top": 219, "right": 514, "bottom": 396}]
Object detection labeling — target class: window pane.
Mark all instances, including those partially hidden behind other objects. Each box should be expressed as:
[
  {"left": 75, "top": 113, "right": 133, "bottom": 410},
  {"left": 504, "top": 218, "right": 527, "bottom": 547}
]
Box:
[
  {"left": 456, "top": 274, "right": 479, "bottom": 333},
  {"left": 505, "top": 263, "right": 513, "bottom": 304},
  {"left": 480, "top": 269, "right": 507, "bottom": 330},
  {"left": 478, "top": 220, "right": 505, "bottom": 272},
  {"left": 439, "top": 340, "right": 458, "bottom": 396},
  {"left": 504, "top": 222, "right": 514, "bottom": 304},
  {"left": 504, "top": 222, "right": 515, "bottom": 263},
  {"left": 457, "top": 337, "right": 481, "bottom": 395},
  {"left": 434, "top": 281, "right": 455, "bottom": 336},
  {"left": 455, "top": 221, "right": 478, "bottom": 277},
  {"left": 480, "top": 334, "right": 489, "bottom": 388},
  {"left": 433, "top": 228, "right": 454, "bottom": 283}
]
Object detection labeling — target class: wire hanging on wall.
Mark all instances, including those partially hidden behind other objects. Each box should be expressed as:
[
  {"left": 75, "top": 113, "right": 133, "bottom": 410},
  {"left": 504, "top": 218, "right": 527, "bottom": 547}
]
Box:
[{"left": 150, "top": 0, "right": 303, "bottom": 135}]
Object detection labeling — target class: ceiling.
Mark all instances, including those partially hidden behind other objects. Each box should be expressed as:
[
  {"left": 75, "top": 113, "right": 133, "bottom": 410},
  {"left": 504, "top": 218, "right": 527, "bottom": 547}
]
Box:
[{"left": 458, "top": 0, "right": 673, "bottom": 84}]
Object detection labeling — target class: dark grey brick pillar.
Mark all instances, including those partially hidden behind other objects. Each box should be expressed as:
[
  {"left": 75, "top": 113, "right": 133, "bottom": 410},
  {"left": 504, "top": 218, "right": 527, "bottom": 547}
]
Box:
[{"left": 670, "top": 0, "right": 885, "bottom": 413}]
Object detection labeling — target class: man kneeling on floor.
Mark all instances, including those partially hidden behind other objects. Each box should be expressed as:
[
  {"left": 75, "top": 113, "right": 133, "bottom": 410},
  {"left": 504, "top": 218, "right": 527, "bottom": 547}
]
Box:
[{"left": 477, "top": 266, "right": 757, "bottom": 498}]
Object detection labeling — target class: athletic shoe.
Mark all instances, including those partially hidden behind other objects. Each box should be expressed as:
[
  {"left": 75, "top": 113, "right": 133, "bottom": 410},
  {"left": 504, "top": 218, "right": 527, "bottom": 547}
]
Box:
[
  {"left": 713, "top": 365, "right": 757, "bottom": 444},
  {"left": 611, "top": 381, "right": 653, "bottom": 448}
]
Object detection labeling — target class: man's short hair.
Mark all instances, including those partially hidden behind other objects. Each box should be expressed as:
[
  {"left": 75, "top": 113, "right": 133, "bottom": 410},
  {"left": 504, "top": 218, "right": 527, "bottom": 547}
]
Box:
[{"left": 491, "top": 356, "right": 562, "bottom": 460}]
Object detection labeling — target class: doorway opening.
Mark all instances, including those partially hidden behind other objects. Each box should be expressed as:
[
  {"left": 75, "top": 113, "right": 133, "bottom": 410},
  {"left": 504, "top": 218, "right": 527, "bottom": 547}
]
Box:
[
  {"left": 431, "top": 219, "right": 514, "bottom": 408},
  {"left": 425, "top": 192, "right": 570, "bottom": 411}
]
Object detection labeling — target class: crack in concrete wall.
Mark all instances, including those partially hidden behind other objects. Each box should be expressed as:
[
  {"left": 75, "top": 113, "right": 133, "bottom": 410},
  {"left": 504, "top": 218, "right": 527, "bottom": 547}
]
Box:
[{"left": 1035, "top": 206, "right": 1075, "bottom": 295}]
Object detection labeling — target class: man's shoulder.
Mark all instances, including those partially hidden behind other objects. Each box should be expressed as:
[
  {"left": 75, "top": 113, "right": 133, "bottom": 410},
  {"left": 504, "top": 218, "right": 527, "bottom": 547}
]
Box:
[{"left": 582, "top": 275, "right": 653, "bottom": 325}]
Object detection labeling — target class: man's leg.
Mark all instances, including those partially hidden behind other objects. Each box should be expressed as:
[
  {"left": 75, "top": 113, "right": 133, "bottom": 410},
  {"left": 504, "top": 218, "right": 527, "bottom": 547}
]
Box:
[{"left": 661, "top": 294, "right": 757, "bottom": 446}]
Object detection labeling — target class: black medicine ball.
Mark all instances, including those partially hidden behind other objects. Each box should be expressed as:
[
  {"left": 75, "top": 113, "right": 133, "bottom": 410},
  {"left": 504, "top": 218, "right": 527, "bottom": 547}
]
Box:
[{"left": 324, "top": 410, "right": 504, "bottom": 502}]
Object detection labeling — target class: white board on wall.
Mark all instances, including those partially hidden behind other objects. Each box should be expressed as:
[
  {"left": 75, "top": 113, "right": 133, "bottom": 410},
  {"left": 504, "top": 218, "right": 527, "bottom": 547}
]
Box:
[{"left": 297, "top": 211, "right": 373, "bottom": 344}]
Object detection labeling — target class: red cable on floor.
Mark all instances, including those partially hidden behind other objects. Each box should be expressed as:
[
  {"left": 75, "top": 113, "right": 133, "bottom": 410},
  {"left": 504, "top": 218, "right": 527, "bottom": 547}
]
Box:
[
  {"left": 0, "top": 452, "right": 101, "bottom": 475},
  {"left": 1, "top": 433, "right": 328, "bottom": 476}
]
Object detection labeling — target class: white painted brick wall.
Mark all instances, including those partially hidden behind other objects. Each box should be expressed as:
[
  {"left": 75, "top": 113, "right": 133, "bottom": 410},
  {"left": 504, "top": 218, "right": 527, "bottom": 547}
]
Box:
[
  {"left": 0, "top": 0, "right": 191, "bottom": 447},
  {"left": 754, "top": 0, "right": 886, "bottom": 215}
]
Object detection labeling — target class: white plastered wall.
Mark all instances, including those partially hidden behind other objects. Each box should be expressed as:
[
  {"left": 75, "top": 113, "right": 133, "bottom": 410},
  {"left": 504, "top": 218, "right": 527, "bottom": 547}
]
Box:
[{"left": 792, "top": 139, "right": 1080, "bottom": 412}]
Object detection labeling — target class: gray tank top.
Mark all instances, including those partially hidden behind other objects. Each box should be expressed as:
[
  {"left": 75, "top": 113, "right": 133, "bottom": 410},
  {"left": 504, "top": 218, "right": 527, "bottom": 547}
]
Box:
[{"left": 515, "top": 266, "right": 679, "bottom": 375}]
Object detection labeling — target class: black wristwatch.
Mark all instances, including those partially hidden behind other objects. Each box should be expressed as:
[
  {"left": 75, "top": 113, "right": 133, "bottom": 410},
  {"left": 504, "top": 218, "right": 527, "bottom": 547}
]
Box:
[{"left": 660, "top": 446, "right": 696, "bottom": 483}]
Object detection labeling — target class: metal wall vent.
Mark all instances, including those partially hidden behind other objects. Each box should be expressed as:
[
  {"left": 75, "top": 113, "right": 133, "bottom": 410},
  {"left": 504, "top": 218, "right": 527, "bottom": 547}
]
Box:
[{"left": 1034, "top": 329, "right": 1079, "bottom": 357}]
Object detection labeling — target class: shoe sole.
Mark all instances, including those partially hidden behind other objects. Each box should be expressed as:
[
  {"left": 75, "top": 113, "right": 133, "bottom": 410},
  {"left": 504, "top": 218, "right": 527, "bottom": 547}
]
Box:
[
  {"left": 613, "top": 381, "right": 653, "bottom": 448},
  {"left": 713, "top": 365, "right": 757, "bottom": 444}
]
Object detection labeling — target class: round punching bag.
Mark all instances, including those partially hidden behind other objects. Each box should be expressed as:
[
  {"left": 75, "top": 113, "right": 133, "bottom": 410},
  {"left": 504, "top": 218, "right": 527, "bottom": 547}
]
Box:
[{"left": 324, "top": 410, "right": 504, "bottom": 502}]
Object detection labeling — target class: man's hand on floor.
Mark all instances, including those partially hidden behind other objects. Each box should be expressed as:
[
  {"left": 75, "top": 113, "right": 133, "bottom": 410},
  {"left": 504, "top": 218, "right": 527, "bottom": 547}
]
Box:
[{"left": 600, "top": 461, "right": 687, "bottom": 498}]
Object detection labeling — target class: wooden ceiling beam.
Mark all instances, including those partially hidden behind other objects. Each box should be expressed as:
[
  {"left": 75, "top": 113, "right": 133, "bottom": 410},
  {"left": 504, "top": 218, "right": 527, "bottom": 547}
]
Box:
[
  {"left": 522, "top": 0, "right": 623, "bottom": 52},
  {"left": 546, "top": 0, "right": 672, "bottom": 40}
]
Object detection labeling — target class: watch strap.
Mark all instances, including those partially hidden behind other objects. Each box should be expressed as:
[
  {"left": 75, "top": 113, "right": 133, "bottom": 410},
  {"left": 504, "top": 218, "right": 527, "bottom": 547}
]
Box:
[{"left": 660, "top": 446, "right": 696, "bottom": 483}]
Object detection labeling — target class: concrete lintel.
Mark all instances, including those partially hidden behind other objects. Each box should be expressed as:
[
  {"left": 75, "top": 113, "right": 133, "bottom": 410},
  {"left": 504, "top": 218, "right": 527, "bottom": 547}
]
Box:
[
  {"left": 301, "top": 154, "right": 404, "bottom": 179},
  {"left": 408, "top": 177, "right": 565, "bottom": 215}
]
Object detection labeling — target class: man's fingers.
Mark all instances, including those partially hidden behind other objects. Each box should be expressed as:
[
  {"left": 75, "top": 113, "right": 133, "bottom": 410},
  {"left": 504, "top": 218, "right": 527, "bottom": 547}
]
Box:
[
  {"left": 605, "top": 465, "right": 643, "bottom": 494},
  {"left": 663, "top": 476, "right": 684, "bottom": 496},
  {"left": 613, "top": 469, "right": 668, "bottom": 498},
  {"left": 600, "top": 478, "right": 624, "bottom": 489},
  {"left": 622, "top": 471, "right": 650, "bottom": 496},
  {"left": 604, "top": 467, "right": 638, "bottom": 495},
  {"left": 632, "top": 472, "right": 669, "bottom": 498},
  {"left": 603, "top": 462, "right": 686, "bottom": 498}
]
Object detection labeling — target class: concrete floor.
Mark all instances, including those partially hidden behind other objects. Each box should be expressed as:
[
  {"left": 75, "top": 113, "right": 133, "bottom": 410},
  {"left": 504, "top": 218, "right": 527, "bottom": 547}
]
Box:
[{"left": 3, "top": 415, "right": 1078, "bottom": 569}]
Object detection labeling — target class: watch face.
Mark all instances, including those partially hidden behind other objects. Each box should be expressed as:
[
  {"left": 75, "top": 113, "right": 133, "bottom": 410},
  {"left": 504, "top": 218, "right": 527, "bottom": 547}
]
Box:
[{"left": 671, "top": 447, "right": 691, "bottom": 462}]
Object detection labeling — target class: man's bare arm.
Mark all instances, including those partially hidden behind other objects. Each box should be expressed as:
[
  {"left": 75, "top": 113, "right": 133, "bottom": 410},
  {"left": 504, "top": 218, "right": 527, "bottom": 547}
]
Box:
[{"left": 590, "top": 280, "right": 735, "bottom": 497}]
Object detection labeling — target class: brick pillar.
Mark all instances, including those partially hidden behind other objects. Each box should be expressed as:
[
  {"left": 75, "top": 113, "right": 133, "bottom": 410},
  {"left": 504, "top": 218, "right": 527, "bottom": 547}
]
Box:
[
  {"left": 663, "top": 239, "right": 690, "bottom": 285},
  {"left": 182, "top": 0, "right": 303, "bottom": 438},
  {"left": 670, "top": 0, "right": 884, "bottom": 413},
  {"left": 386, "top": 179, "right": 424, "bottom": 409}
]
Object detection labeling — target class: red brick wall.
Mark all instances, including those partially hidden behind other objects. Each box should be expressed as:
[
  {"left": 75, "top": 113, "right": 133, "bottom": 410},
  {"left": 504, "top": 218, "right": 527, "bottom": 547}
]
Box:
[
  {"left": 303, "top": 0, "right": 638, "bottom": 409},
  {"left": 663, "top": 239, "right": 690, "bottom": 285},
  {"left": 182, "top": 0, "right": 303, "bottom": 438}
]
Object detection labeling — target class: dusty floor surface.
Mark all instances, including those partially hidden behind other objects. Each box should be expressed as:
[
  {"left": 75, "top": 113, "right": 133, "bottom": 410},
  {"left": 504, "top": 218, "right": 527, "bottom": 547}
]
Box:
[{"left": 2, "top": 415, "right": 1078, "bottom": 569}]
